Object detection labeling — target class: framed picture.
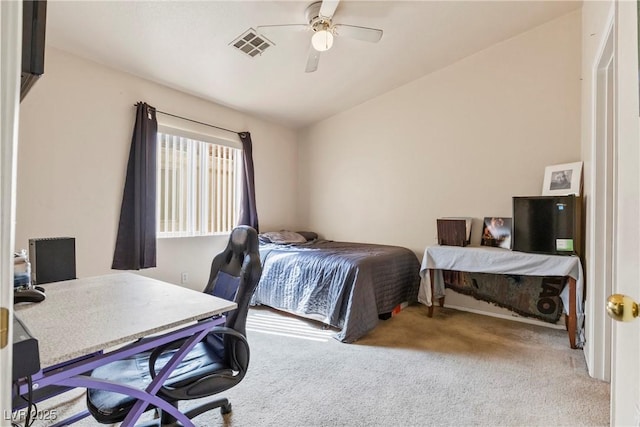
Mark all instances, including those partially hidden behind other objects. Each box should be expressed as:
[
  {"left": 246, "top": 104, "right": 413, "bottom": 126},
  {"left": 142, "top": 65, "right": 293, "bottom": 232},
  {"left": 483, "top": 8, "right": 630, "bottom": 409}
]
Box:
[
  {"left": 481, "top": 217, "right": 512, "bottom": 249},
  {"left": 541, "top": 162, "right": 583, "bottom": 196}
]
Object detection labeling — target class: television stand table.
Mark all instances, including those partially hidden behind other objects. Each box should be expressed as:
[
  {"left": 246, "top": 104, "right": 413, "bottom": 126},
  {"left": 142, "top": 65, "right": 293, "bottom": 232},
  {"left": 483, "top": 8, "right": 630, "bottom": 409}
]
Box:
[{"left": 417, "top": 245, "right": 584, "bottom": 349}]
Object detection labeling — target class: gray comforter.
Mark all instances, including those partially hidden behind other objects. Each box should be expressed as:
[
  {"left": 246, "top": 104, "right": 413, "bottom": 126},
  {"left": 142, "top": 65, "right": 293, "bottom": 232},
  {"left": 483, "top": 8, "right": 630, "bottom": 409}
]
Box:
[{"left": 250, "top": 240, "right": 421, "bottom": 343}]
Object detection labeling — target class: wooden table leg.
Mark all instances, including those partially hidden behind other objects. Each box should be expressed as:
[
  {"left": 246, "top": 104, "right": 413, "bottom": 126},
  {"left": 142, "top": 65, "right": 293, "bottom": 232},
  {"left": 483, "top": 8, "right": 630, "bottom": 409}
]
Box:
[
  {"left": 567, "top": 277, "right": 577, "bottom": 349},
  {"left": 428, "top": 269, "right": 434, "bottom": 317},
  {"left": 428, "top": 269, "right": 445, "bottom": 317}
]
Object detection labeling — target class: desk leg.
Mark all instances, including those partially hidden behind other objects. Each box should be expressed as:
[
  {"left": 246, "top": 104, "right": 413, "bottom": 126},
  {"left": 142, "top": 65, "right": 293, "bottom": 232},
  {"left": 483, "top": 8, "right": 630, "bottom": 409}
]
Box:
[
  {"left": 567, "top": 277, "right": 577, "bottom": 349},
  {"left": 428, "top": 269, "right": 434, "bottom": 317}
]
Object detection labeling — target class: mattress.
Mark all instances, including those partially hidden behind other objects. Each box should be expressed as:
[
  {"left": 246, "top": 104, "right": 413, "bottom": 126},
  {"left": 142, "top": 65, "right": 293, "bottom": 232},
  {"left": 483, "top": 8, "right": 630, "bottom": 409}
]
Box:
[{"left": 250, "top": 240, "right": 421, "bottom": 342}]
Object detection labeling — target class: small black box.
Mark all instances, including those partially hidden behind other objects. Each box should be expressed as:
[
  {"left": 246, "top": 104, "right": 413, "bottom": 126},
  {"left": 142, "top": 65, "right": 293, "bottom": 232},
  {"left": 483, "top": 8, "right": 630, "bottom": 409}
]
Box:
[
  {"left": 29, "top": 237, "right": 76, "bottom": 285},
  {"left": 12, "top": 315, "right": 40, "bottom": 380}
]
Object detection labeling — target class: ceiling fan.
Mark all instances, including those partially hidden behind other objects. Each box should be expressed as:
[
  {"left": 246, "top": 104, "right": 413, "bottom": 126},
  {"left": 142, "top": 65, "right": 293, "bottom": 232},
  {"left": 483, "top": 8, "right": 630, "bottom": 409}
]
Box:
[{"left": 257, "top": 0, "right": 383, "bottom": 73}]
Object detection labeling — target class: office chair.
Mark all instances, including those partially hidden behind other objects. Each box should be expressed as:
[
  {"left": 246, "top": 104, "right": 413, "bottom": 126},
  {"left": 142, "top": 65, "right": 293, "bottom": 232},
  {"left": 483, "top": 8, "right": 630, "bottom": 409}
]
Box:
[{"left": 85, "top": 226, "right": 262, "bottom": 425}]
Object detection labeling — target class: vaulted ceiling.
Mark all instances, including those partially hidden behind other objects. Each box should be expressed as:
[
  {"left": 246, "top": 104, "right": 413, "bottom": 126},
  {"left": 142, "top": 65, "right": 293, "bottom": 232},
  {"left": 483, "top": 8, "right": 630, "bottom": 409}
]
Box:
[{"left": 46, "top": 0, "right": 581, "bottom": 129}]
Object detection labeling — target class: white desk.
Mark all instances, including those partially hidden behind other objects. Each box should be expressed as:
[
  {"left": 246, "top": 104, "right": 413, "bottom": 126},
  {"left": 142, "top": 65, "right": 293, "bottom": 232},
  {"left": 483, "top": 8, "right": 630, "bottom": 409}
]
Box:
[
  {"left": 13, "top": 272, "right": 236, "bottom": 426},
  {"left": 418, "top": 246, "right": 584, "bottom": 349}
]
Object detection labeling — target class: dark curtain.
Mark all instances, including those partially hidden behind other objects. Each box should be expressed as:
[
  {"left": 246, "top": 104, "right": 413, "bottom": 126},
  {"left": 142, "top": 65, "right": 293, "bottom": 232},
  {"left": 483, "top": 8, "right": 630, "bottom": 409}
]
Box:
[
  {"left": 112, "top": 102, "right": 158, "bottom": 270},
  {"left": 237, "top": 132, "right": 259, "bottom": 232}
]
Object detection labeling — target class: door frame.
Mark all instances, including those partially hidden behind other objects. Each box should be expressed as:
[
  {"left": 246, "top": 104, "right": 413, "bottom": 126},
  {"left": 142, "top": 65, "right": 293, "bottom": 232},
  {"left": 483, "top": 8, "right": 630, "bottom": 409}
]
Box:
[{"left": 584, "top": 10, "right": 615, "bottom": 382}]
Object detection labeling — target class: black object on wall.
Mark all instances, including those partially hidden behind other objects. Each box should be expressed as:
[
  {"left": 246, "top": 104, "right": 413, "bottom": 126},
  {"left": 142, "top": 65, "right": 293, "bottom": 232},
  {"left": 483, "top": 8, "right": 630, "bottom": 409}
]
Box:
[
  {"left": 29, "top": 237, "right": 76, "bottom": 285},
  {"left": 21, "top": 0, "right": 47, "bottom": 101},
  {"left": 512, "top": 195, "right": 583, "bottom": 257}
]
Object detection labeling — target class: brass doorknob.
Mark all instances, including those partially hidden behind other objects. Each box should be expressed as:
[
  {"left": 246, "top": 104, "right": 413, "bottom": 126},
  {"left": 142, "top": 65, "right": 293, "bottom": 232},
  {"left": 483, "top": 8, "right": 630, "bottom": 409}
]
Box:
[{"left": 607, "top": 294, "right": 639, "bottom": 322}]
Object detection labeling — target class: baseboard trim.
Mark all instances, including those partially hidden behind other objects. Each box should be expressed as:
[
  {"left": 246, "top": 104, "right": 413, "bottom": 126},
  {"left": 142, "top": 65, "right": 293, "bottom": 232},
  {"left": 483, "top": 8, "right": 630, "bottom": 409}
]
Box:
[{"left": 444, "top": 304, "right": 566, "bottom": 330}]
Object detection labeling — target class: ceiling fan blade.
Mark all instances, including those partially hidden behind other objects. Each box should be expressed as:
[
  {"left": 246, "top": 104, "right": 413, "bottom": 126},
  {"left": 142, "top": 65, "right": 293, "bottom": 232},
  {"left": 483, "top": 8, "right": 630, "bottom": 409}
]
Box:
[
  {"left": 319, "top": 0, "right": 340, "bottom": 19},
  {"left": 256, "top": 24, "right": 309, "bottom": 37},
  {"left": 305, "top": 47, "right": 320, "bottom": 73},
  {"left": 334, "top": 24, "right": 383, "bottom": 43}
]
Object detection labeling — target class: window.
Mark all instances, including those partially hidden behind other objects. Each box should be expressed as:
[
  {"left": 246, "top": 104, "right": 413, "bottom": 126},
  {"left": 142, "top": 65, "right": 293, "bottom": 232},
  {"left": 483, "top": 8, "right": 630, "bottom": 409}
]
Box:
[{"left": 157, "top": 130, "right": 242, "bottom": 237}]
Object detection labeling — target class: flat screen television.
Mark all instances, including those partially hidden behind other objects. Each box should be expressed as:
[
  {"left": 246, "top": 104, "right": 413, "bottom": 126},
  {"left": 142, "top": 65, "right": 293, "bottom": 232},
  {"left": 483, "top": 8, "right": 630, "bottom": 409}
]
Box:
[
  {"left": 21, "top": 0, "right": 47, "bottom": 102},
  {"left": 512, "top": 195, "right": 582, "bottom": 257}
]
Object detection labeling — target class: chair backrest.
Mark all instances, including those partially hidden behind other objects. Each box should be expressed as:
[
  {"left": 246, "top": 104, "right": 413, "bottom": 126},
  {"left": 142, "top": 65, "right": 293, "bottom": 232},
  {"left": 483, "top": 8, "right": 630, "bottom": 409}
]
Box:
[{"left": 203, "top": 226, "right": 262, "bottom": 368}]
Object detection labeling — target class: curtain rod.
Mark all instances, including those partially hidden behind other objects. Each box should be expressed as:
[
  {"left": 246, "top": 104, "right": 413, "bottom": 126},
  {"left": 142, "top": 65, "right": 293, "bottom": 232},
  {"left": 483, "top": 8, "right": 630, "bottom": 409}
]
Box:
[{"left": 135, "top": 104, "right": 240, "bottom": 135}]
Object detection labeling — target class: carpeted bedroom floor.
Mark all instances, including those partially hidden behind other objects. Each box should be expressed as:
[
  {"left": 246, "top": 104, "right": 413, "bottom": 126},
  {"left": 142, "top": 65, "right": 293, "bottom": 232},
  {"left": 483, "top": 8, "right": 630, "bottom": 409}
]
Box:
[{"left": 35, "top": 304, "right": 609, "bottom": 426}]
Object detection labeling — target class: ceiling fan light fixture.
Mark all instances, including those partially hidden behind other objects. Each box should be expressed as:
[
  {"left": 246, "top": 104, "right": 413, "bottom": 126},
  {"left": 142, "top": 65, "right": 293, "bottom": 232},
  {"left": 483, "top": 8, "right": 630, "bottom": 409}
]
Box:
[{"left": 311, "top": 30, "right": 334, "bottom": 51}]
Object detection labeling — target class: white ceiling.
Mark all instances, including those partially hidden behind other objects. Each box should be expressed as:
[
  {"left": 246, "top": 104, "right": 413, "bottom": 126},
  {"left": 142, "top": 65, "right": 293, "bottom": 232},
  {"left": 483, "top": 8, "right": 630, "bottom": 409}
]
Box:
[{"left": 45, "top": 0, "right": 581, "bottom": 129}]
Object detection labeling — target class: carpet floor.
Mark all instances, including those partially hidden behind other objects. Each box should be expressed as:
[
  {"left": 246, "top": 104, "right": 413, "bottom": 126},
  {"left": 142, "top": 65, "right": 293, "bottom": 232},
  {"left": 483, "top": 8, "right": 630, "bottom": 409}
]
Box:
[{"left": 34, "top": 304, "right": 610, "bottom": 426}]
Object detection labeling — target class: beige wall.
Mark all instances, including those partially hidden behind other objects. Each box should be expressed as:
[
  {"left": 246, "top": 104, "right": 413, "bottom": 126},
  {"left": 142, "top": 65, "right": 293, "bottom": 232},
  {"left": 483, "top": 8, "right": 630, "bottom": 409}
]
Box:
[
  {"left": 17, "top": 11, "right": 583, "bottom": 321},
  {"left": 17, "top": 47, "right": 299, "bottom": 291},
  {"left": 298, "top": 11, "right": 582, "bottom": 321}
]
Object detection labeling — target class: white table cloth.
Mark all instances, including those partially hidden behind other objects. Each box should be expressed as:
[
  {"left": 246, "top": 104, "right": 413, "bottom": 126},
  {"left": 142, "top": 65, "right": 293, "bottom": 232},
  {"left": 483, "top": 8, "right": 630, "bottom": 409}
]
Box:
[{"left": 418, "top": 245, "right": 584, "bottom": 347}]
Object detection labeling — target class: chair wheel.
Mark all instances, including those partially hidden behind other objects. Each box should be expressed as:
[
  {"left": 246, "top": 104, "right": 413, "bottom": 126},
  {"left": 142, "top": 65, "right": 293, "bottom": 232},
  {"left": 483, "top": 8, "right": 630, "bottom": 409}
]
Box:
[{"left": 221, "top": 403, "right": 232, "bottom": 415}]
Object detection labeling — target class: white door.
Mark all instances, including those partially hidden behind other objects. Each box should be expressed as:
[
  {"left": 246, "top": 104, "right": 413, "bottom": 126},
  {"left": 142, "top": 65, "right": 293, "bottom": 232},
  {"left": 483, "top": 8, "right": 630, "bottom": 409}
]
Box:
[
  {"left": 610, "top": 1, "right": 640, "bottom": 424},
  {"left": 0, "top": 0, "right": 22, "bottom": 421}
]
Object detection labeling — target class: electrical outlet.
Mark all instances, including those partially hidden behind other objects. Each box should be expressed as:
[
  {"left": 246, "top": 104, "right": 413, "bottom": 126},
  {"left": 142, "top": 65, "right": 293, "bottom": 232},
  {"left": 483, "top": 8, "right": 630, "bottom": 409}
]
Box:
[{"left": 181, "top": 272, "right": 188, "bottom": 284}]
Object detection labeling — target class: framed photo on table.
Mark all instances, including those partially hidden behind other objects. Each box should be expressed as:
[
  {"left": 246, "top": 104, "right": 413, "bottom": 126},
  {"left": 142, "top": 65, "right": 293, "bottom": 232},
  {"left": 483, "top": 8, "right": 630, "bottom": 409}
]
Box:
[
  {"left": 541, "top": 162, "right": 583, "bottom": 196},
  {"left": 481, "top": 217, "right": 512, "bottom": 249}
]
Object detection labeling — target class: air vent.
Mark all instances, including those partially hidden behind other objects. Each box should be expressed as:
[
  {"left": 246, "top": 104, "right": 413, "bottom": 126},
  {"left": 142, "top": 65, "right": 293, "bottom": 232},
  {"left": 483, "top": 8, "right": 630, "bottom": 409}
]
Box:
[{"left": 230, "top": 28, "right": 273, "bottom": 58}]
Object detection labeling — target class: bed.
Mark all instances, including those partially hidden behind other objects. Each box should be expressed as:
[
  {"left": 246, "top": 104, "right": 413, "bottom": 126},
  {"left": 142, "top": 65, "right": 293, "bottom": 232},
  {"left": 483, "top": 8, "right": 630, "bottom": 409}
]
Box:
[{"left": 250, "top": 232, "right": 421, "bottom": 343}]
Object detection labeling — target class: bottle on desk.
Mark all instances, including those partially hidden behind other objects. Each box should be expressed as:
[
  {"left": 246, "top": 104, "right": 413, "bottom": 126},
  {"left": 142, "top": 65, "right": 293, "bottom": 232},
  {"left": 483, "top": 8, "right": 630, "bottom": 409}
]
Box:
[
  {"left": 14, "top": 249, "right": 46, "bottom": 303},
  {"left": 14, "top": 249, "right": 31, "bottom": 287}
]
